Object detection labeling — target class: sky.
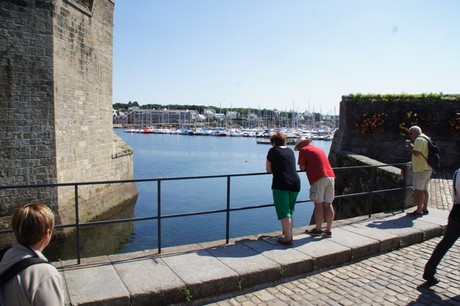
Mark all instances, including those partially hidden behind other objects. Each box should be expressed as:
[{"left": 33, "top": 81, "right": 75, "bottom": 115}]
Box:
[{"left": 112, "top": 0, "right": 460, "bottom": 115}]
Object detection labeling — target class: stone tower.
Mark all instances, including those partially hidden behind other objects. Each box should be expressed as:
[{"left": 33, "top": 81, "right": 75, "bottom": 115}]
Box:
[{"left": 0, "top": 0, "right": 137, "bottom": 228}]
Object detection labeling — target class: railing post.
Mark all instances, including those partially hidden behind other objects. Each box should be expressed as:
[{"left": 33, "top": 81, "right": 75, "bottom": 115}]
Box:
[
  {"left": 157, "top": 180, "right": 162, "bottom": 254},
  {"left": 402, "top": 163, "right": 408, "bottom": 212},
  {"left": 369, "top": 167, "right": 375, "bottom": 218},
  {"left": 74, "top": 184, "right": 81, "bottom": 264},
  {"left": 226, "top": 176, "right": 231, "bottom": 244}
]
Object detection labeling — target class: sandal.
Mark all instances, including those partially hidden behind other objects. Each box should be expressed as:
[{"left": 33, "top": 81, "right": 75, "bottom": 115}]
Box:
[
  {"left": 306, "top": 228, "right": 323, "bottom": 236},
  {"left": 407, "top": 210, "right": 423, "bottom": 216},
  {"left": 277, "top": 237, "right": 293, "bottom": 246}
]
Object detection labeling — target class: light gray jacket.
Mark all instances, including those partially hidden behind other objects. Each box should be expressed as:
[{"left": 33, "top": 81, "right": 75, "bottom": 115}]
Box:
[{"left": 0, "top": 243, "right": 64, "bottom": 306}]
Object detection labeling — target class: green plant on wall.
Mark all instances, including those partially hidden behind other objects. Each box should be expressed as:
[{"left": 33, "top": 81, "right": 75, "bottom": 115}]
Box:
[
  {"left": 349, "top": 92, "right": 444, "bottom": 101},
  {"left": 355, "top": 112, "right": 388, "bottom": 135},
  {"left": 237, "top": 278, "right": 244, "bottom": 290},
  {"left": 399, "top": 111, "right": 430, "bottom": 134},
  {"left": 75, "top": 0, "right": 93, "bottom": 10},
  {"left": 181, "top": 287, "right": 192, "bottom": 302}
]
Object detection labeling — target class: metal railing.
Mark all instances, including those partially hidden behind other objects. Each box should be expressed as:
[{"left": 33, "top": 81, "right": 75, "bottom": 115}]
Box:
[{"left": 0, "top": 162, "right": 410, "bottom": 264}]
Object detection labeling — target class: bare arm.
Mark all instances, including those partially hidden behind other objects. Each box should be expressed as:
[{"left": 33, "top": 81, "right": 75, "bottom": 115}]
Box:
[
  {"left": 405, "top": 139, "right": 421, "bottom": 156},
  {"left": 298, "top": 150, "right": 306, "bottom": 171},
  {"left": 266, "top": 160, "right": 272, "bottom": 173}
]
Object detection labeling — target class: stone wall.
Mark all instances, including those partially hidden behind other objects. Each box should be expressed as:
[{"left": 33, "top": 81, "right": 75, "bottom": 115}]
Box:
[
  {"left": 0, "top": 0, "right": 137, "bottom": 229},
  {"left": 0, "top": 0, "right": 57, "bottom": 227},
  {"left": 328, "top": 94, "right": 459, "bottom": 220},
  {"left": 330, "top": 94, "right": 460, "bottom": 170},
  {"left": 326, "top": 152, "right": 413, "bottom": 222}
]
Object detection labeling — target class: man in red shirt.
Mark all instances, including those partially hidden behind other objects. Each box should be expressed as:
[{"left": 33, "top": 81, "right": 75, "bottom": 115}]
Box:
[{"left": 295, "top": 137, "right": 336, "bottom": 237}]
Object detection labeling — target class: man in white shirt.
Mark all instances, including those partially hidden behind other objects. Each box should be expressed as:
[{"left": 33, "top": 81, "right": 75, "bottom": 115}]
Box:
[{"left": 405, "top": 125, "right": 432, "bottom": 216}]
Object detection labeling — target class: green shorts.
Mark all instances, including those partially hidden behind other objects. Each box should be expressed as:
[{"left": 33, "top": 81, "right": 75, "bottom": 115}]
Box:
[{"left": 272, "top": 189, "right": 299, "bottom": 220}]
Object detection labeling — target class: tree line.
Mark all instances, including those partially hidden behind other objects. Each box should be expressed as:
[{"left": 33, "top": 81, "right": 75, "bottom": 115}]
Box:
[{"left": 112, "top": 101, "right": 322, "bottom": 119}]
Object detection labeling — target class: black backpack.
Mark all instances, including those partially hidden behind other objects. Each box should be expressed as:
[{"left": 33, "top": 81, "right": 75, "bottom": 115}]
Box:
[
  {"left": 417, "top": 135, "right": 440, "bottom": 171},
  {"left": 0, "top": 246, "right": 50, "bottom": 287}
]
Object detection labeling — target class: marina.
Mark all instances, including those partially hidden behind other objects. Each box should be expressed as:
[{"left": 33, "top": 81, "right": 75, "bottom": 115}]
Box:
[{"left": 121, "top": 126, "right": 335, "bottom": 143}]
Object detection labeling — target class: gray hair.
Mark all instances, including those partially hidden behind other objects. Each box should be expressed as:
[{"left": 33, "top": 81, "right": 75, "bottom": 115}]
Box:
[{"left": 409, "top": 125, "right": 422, "bottom": 134}]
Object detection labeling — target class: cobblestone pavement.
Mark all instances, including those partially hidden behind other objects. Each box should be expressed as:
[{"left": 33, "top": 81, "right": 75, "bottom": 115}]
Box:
[
  {"left": 429, "top": 170, "right": 455, "bottom": 211},
  {"left": 206, "top": 237, "right": 460, "bottom": 306},
  {"left": 205, "top": 171, "right": 458, "bottom": 306}
]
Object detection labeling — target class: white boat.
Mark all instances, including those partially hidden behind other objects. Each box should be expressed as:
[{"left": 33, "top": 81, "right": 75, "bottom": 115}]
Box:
[{"left": 124, "top": 128, "right": 140, "bottom": 133}]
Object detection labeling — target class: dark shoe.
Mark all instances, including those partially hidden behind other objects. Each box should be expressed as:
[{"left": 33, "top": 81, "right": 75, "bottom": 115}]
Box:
[
  {"left": 407, "top": 210, "right": 423, "bottom": 216},
  {"left": 423, "top": 274, "right": 439, "bottom": 286},
  {"left": 423, "top": 210, "right": 429, "bottom": 215},
  {"left": 277, "top": 237, "right": 293, "bottom": 246},
  {"left": 307, "top": 228, "right": 323, "bottom": 236},
  {"left": 323, "top": 230, "right": 332, "bottom": 238}
]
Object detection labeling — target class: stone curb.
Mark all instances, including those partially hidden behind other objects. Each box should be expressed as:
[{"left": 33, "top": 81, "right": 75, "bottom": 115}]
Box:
[{"left": 56, "top": 208, "right": 449, "bottom": 306}]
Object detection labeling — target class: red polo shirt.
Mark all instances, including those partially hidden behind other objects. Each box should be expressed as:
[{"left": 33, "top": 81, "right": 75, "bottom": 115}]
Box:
[{"left": 298, "top": 144, "right": 335, "bottom": 185}]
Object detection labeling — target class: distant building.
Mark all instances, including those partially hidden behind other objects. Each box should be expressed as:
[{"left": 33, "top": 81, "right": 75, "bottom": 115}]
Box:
[
  {"left": 215, "top": 113, "right": 225, "bottom": 121},
  {"left": 127, "top": 109, "right": 193, "bottom": 125},
  {"left": 204, "top": 110, "right": 215, "bottom": 120},
  {"left": 226, "top": 111, "right": 238, "bottom": 120},
  {"left": 194, "top": 113, "right": 206, "bottom": 122},
  {"left": 295, "top": 114, "right": 304, "bottom": 122},
  {"left": 113, "top": 111, "right": 128, "bottom": 125}
]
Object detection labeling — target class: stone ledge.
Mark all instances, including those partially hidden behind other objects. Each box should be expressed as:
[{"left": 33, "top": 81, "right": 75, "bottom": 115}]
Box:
[{"left": 56, "top": 209, "right": 449, "bottom": 305}]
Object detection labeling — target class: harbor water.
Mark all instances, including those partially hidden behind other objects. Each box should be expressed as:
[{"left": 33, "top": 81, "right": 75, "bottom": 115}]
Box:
[{"left": 46, "top": 130, "right": 332, "bottom": 260}]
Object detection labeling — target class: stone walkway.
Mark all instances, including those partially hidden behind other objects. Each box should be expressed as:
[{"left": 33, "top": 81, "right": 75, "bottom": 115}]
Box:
[
  {"left": 428, "top": 170, "right": 455, "bottom": 210},
  {"left": 206, "top": 236, "right": 460, "bottom": 306},
  {"left": 204, "top": 171, "right": 458, "bottom": 306}
]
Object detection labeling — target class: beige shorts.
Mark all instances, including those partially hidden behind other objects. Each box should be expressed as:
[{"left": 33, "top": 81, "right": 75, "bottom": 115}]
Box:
[
  {"left": 413, "top": 170, "right": 432, "bottom": 190},
  {"left": 310, "top": 177, "right": 335, "bottom": 203}
]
